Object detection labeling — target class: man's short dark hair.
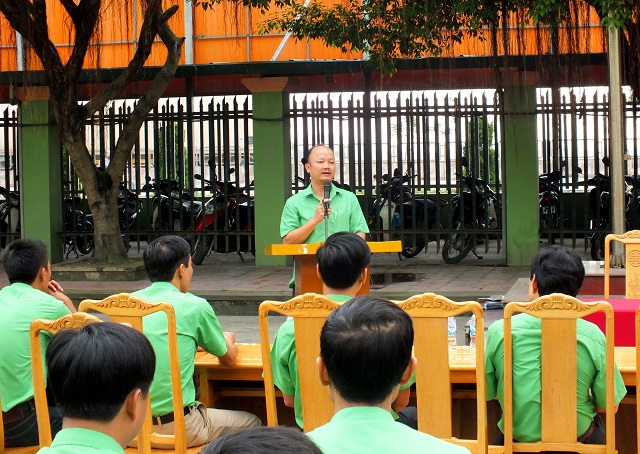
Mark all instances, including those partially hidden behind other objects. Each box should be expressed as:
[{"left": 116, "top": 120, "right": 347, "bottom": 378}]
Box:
[
  {"left": 301, "top": 145, "right": 333, "bottom": 165},
  {"left": 530, "top": 245, "right": 585, "bottom": 297},
  {"left": 142, "top": 235, "right": 190, "bottom": 282},
  {"left": 3, "top": 238, "right": 49, "bottom": 284},
  {"left": 317, "top": 232, "right": 370, "bottom": 290},
  {"left": 202, "top": 426, "right": 322, "bottom": 454},
  {"left": 320, "top": 295, "right": 413, "bottom": 405},
  {"left": 46, "top": 322, "right": 155, "bottom": 422}
]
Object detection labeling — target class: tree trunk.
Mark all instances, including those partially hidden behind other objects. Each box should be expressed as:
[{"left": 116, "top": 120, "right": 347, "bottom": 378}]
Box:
[{"left": 88, "top": 182, "right": 128, "bottom": 263}]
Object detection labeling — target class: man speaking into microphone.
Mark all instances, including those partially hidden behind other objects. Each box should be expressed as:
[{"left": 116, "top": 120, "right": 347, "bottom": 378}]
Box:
[{"left": 280, "top": 145, "right": 369, "bottom": 287}]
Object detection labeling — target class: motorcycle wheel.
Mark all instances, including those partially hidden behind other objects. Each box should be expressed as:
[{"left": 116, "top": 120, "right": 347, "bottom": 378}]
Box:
[
  {"left": 192, "top": 234, "right": 212, "bottom": 266},
  {"left": 590, "top": 234, "right": 605, "bottom": 261},
  {"left": 398, "top": 233, "right": 425, "bottom": 258},
  {"left": 442, "top": 231, "right": 473, "bottom": 264}
]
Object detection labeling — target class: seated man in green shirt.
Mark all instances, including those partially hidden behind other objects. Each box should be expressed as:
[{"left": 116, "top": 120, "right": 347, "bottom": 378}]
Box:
[
  {"left": 307, "top": 296, "right": 470, "bottom": 454},
  {"left": 272, "top": 232, "right": 416, "bottom": 429},
  {"left": 485, "top": 245, "right": 627, "bottom": 444},
  {"left": 38, "top": 322, "right": 155, "bottom": 454},
  {"left": 0, "top": 238, "right": 76, "bottom": 448},
  {"left": 133, "top": 235, "right": 260, "bottom": 448}
]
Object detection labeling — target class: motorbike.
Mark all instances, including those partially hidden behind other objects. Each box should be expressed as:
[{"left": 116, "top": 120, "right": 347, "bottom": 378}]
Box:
[
  {"left": 368, "top": 168, "right": 447, "bottom": 258},
  {"left": 442, "top": 159, "right": 500, "bottom": 264},
  {"left": 63, "top": 192, "right": 94, "bottom": 257},
  {"left": 0, "top": 186, "right": 20, "bottom": 248},
  {"left": 586, "top": 157, "right": 636, "bottom": 260},
  {"left": 539, "top": 168, "right": 563, "bottom": 231},
  {"left": 191, "top": 173, "right": 255, "bottom": 265},
  {"left": 118, "top": 182, "right": 142, "bottom": 241},
  {"left": 148, "top": 178, "right": 202, "bottom": 235}
]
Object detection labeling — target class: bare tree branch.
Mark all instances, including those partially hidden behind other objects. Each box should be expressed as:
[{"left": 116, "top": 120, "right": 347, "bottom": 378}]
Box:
[
  {"left": 65, "top": 0, "right": 102, "bottom": 82},
  {"left": 108, "top": 19, "right": 184, "bottom": 180},
  {"left": 58, "top": 0, "right": 80, "bottom": 24},
  {"left": 81, "top": 3, "right": 179, "bottom": 119}
]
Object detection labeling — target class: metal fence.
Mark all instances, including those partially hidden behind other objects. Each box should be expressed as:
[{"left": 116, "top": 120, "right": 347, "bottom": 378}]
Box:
[{"left": 0, "top": 84, "right": 627, "bottom": 263}]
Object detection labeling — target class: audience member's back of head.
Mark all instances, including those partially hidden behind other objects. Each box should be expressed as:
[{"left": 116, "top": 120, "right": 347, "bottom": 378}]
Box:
[
  {"left": 46, "top": 322, "right": 156, "bottom": 422},
  {"left": 316, "top": 232, "right": 370, "bottom": 290},
  {"left": 202, "top": 426, "right": 322, "bottom": 454},
  {"left": 143, "top": 234, "right": 190, "bottom": 282},
  {"left": 531, "top": 245, "right": 585, "bottom": 297},
  {"left": 320, "top": 295, "right": 413, "bottom": 405},
  {"left": 3, "top": 238, "right": 49, "bottom": 284}
]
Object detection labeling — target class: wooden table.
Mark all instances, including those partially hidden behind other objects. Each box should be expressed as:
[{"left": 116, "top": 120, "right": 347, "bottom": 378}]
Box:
[{"left": 195, "top": 344, "right": 638, "bottom": 400}]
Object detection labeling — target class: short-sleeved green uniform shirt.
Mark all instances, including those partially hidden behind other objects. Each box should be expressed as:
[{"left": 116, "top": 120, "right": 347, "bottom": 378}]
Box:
[
  {"left": 270, "top": 294, "right": 415, "bottom": 428},
  {"left": 37, "top": 428, "right": 124, "bottom": 454},
  {"left": 280, "top": 183, "right": 369, "bottom": 286},
  {"left": 485, "top": 313, "right": 627, "bottom": 442},
  {"left": 133, "top": 282, "right": 228, "bottom": 416},
  {"left": 280, "top": 183, "right": 369, "bottom": 243},
  {"left": 307, "top": 406, "right": 471, "bottom": 454},
  {"left": 0, "top": 283, "right": 71, "bottom": 411}
]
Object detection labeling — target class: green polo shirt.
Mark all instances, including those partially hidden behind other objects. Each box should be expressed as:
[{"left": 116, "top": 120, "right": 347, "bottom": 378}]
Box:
[
  {"left": 133, "top": 282, "right": 228, "bottom": 416},
  {"left": 0, "top": 283, "right": 71, "bottom": 411},
  {"left": 307, "top": 406, "right": 471, "bottom": 453},
  {"left": 280, "top": 183, "right": 369, "bottom": 243},
  {"left": 485, "top": 313, "right": 627, "bottom": 442},
  {"left": 37, "top": 428, "right": 123, "bottom": 453},
  {"left": 280, "top": 183, "right": 369, "bottom": 287}
]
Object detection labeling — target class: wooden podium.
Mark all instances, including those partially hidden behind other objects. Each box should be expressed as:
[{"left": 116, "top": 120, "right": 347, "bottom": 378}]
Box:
[{"left": 265, "top": 241, "right": 402, "bottom": 296}]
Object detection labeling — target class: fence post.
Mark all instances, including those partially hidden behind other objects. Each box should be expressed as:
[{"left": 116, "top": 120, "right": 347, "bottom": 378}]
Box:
[
  {"left": 502, "top": 72, "right": 539, "bottom": 266},
  {"left": 242, "top": 77, "right": 294, "bottom": 266},
  {"left": 17, "top": 87, "right": 64, "bottom": 263}
]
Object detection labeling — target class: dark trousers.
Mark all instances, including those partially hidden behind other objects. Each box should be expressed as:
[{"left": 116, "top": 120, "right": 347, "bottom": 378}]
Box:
[
  {"left": 3, "top": 404, "right": 62, "bottom": 447},
  {"left": 494, "top": 413, "right": 605, "bottom": 448},
  {"left": 396, "top": 406, "right": 418, "bottom": 430}
]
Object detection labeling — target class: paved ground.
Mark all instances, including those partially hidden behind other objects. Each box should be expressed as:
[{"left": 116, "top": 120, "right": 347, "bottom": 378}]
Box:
[{"left": 33, "top": 237, "right": 595, "bottom": 343}]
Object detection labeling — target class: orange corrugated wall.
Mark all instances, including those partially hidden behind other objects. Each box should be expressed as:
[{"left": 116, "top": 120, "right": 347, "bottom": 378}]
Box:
[{"left": 0, "top": 0, "right": 606, "bottom": 72}]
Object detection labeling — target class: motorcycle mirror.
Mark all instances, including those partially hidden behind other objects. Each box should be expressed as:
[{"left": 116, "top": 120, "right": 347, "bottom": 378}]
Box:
[
  {"left": 382, "top": 174, "right": 389, "bottom": 181},
  {"left": 194, "top": 174, "right": 203, "bottom": 180},
  {"left": 602, "top": 156, "right": 610, "bottom": 166},
  {"left": 228, "top": 168, "right": 236, "bottom": 175},
  {"left": 393, "top": 168, "right": 400, "bottom": 177},
  {"left": 574, "top": 166, "right": 583, "bottom": 174},
  {"left": 460, "top": 156, "right": 469, "bottom": 168}
]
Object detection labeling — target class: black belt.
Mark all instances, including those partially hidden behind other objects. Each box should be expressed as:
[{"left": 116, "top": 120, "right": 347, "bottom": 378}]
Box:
[
  {"left": 577, "top": 419, "right": 596, "bottom": 443},
  {"left": 153, "top": 406, "right": 192, "bottom": 425},
  {"left": 2, "top": 398, "right": 36, "bottom": 424}
]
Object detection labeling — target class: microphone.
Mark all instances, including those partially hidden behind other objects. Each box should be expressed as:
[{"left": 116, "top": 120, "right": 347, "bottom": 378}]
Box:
[{"left": 323, "top": 181, "right": 331, "bottom": 218}]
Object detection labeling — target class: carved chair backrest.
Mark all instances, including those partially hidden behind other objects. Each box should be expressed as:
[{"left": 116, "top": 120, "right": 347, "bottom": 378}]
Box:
[
  {"left": 259, "top": 293, "right": 341, "bottom": 432},
  {"left": 396, "top": 293, "right": 488, "bottom": 454},
  {"left": 604, "top": 230, "right": 640, "bottom": 298},
  {"left": 503, "top": 295, "right": 615, "bottom": 454},
  {"left": 78, "top": 293, "right": 187, "bottom": 454},
  {"left": 29, "top": 312, "right": 102, "bottom": 447}
]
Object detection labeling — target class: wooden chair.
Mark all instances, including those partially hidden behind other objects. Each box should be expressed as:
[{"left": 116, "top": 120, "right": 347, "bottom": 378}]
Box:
[
  {"left": 503, "top": 294, "right": 616, "bottom": 453},
  {"left": 0, "top": 391, "right": 41, "bottom": 454},
  {"left": 604, "top": 230, "right": 640, "bottom": 298},
  {"left": 79, "top": 293, "right": 200, "bottom": 454},
  {"left": 259, "top": 293, "right": 341, "bottom": 432},
  {"left": 29, "top": 312, "right": 103, "bottom": 448},
  {"left": 636, "top": 306, "right": 640, "bottom": 454},
  {"left": 397, "top": 293, "right": 496, "bottom": 454}
]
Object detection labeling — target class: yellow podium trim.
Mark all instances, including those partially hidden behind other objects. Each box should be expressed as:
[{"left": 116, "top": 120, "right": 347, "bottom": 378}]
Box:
[{"left": 265, "top": 241, "right": 402, "bottom": 256}]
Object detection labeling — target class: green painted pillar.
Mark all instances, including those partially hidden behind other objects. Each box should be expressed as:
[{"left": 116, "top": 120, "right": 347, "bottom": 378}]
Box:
[
  {"left": 503, "top": 79, "right": 539, "bottom": 266},
  {"left": 242, "top": 78, "right": 293, "bottom": 266},
  {"left": 19, "top": 88, "right": 64, "bottom": 263}
]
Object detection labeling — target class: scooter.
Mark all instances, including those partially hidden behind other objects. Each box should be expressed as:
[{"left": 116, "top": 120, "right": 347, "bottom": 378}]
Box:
[
  {"left": 442, "top": 159, "right": 500, "bottom": 264},
  {"left": 586, "top": 157, "right": 635, "bottom": 259},
  {"left": 149, "top": 178, "right": 201, "bottom": 234},
  {"left": 0, "top": 186, "right": 20, "bottom": 248},
  {"left": 191, "top": 174, "right": 255, "bottom": 265},
  {"left": 63, "top": 192, "right": 94, "bottom": 257},
  {"left": 368, "top": 168, "right": 447, "bottom": 259}
]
